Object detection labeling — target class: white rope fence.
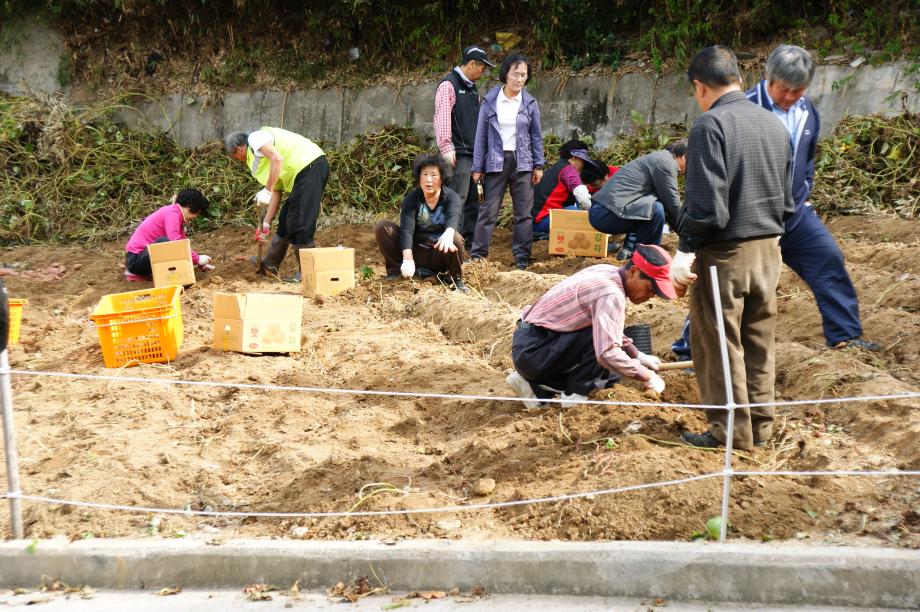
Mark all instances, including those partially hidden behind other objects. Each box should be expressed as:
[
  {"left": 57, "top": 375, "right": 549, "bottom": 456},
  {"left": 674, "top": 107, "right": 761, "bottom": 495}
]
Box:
[
  {"left": 7, "top": 368, "right": 920, "bottom": 410},
  {"left": 2, "top": 266, "right": 919, "bottom": 542}
]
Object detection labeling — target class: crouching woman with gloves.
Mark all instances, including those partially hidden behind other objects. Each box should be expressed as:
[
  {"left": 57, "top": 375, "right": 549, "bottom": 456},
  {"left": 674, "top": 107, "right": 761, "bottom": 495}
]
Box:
[
  {"left": 123, "top": 188, "right": 214, "bottom": 282},
  {"left": 374, "top": 152, "right": 468, "bottom": 293}
]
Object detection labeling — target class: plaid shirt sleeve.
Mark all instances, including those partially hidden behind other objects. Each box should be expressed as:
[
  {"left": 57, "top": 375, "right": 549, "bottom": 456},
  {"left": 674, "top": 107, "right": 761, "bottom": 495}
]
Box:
[
  {"left": 434, "top": 81, "right": 456, "bottom": 156},
  {"left": 591, "top": 295, "right": 651, "bottom": 381}
]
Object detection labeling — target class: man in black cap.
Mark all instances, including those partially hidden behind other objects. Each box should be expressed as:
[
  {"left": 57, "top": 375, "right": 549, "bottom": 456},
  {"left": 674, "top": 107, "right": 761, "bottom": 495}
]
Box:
[{"left": 434, "top": 46, "right": 495, "bottom": 244}]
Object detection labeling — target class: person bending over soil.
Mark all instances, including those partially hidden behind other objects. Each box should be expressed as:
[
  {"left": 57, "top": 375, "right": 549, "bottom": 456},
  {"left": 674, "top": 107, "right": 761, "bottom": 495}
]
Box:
[
  {"left": 123, "top": 188, "right": 213, "bottom": 281},
  {"left": 506, "top": 244, "right": 678, "bottom": 408}
]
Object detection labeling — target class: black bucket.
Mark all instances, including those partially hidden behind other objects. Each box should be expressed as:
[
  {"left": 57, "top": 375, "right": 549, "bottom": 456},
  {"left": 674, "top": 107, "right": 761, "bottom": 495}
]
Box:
[{"left": 623, "top": 323, "right": 652, "bottom": 354}]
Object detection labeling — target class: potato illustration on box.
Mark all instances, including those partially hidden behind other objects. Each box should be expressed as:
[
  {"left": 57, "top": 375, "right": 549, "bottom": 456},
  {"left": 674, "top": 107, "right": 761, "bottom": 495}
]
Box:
[
  {"left": 568, "top": 232, "right": 592, "bottom": 250},
  {"left": 212, "top": 293, "right": 302, "bottom": 354}
]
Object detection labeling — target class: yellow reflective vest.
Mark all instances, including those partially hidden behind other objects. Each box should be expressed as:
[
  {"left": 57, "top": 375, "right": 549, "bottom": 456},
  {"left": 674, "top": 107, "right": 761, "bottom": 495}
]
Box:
[{"left": 246, "top": 127, "right": 324, "bottom": 193}]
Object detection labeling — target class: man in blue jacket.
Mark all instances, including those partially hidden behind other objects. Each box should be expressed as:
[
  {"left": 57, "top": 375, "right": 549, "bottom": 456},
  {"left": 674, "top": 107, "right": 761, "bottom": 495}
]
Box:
[{"left": 672, "top": 44, "right": 879, "bottom": 359}]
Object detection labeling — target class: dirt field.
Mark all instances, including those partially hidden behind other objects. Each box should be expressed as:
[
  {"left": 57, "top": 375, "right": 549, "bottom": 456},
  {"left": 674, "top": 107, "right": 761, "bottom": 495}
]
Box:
[{"left": 0, "top": 215, "right": 918, "bottom": 547}]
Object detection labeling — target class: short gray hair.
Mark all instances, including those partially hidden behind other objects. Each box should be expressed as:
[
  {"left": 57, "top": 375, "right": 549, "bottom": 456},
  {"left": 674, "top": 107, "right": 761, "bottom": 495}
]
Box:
[
  {"left": 224, "top": 131, "right": 249, "bottom": 153},
  {"left": 765, "top": 45, "right": 814, "bottom": 89}
]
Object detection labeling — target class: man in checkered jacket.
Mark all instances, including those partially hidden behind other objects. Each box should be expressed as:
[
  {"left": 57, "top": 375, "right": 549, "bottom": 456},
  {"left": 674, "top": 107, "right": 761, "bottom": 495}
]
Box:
[{"left": 670, "top": 46, "right": 794, "bottom": 451}]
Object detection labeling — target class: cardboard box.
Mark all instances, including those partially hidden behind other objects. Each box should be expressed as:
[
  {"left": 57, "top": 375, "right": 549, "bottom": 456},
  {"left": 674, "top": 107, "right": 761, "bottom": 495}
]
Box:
[
  {"left": 299, "top": 247, "right": 355, "bottom": 298},
  {"left": 548, "top": 209, "right": 609, "bottom": 258},
  {"left": 212, "top": 293, "right": 303, "bottom": 353},
  {"left": 149, "top": 239, "right": 196, "bottom": 287}
]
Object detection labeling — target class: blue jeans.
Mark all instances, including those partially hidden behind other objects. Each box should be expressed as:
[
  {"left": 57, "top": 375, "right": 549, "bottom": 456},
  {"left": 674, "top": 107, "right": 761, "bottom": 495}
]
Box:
[
  {"left": 533, "top": 204, "right": 579, "bottom": 234},
  {"left": 588, "top": 201, "right": 665, "bottom": 248}
]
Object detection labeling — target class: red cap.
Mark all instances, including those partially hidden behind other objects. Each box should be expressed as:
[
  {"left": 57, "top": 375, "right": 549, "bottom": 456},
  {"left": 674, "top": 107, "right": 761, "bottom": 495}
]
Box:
[{"left": 631, "top": 244, "right": 677, "bottom": 300}]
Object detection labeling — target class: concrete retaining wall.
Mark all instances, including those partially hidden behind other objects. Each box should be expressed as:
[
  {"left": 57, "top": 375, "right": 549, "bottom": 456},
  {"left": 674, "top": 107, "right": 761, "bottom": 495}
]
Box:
[
  {"left": 2, "top": 13, "right": 919, "bottom": 149},
  {"left": 110, "top": 62, "right": 920, "bottom": 149}
]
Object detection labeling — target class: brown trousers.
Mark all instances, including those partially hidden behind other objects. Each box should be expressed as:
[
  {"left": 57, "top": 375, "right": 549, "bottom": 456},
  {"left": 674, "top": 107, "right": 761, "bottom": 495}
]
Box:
[
  {"left": 374, "top": 220, "right": 465, "bottom": 278},
  {"left": 690, "top": 237, "right": 781, "bottom": 450}
]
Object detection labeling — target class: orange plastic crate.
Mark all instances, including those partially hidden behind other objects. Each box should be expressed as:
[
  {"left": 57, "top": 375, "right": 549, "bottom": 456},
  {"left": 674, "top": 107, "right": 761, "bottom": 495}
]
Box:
[
  {"left": 7, "top": 298, "right": 27, "bottom": 345},
  {"left": 90, "top": 285, "right": 184, "bottom": 368}
]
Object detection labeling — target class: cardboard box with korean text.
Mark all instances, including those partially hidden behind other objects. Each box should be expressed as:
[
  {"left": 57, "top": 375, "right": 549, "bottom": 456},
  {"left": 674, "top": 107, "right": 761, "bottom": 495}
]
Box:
[
  {"left": 212, "top": 293, "right": 302, "bottom": 353},
  {"left": 149, "top": 239, "right": 196, "bottom": 287},
  {"left": 548, "top": 209, "right": 609, "bottom": 257},
  {"left": 299, "top": 247, "right": 355, "bottom": 298}
]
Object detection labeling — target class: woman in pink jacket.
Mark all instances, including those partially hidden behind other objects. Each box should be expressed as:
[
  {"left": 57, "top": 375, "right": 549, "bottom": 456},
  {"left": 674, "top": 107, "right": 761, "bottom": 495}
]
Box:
[{"left": 123, "top": 188, "right": 213, "bottom": 281}]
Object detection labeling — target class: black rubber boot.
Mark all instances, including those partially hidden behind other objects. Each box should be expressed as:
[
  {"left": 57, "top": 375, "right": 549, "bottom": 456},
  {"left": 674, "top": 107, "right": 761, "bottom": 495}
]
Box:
[
  {"left": 251, "top": 234, "right": 290, "bottom": 276},
  {"left": 284, "top": 244, "right": 310, "bottom": 283}
]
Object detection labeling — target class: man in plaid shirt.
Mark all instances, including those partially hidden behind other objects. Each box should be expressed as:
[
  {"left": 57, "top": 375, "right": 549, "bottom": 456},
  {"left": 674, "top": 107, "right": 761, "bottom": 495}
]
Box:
[
  {"left": 507, "top": 244, "right": 677, "bottom": 408},
  {"left": 434, "top": 46, "right": 495, "bottom": 243},
  {"left": 670, "top": 46, "right": 794, "bottom": 451}
]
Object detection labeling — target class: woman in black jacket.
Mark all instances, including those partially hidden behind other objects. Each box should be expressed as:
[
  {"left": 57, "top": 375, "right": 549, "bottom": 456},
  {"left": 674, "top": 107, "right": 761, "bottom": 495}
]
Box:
[{"left": 374, "top": 152, "right": 468, "bottom": 292}]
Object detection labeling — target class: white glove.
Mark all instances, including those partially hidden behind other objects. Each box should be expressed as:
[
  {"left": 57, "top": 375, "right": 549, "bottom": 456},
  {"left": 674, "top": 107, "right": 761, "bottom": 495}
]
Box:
[
  {"left": 400, "top": 259, "right": 415, "bottom": 279},
  {"left": 442, "top": 150, "right": 457, "bottom": 167},
  {"left": 198, "top": 263, "right": 215, "bottom": 272},
  {"left": 644, "top": 372, "right": 665, "bottom": 394},
  {"left": 573, "top": 184, "right": 592, "bottom": 210},
  {"left": 197, "top": 254, "right": 211, "bottom": 266},
  {"left": 636, "top": 351, "right": 661, "bottom": 370},
  {"left": 669, "top": 250, "right": 697, "bottom": 289},
  {"left": 254, "top": 188, "right": 273, "bottom": 205},
  {"left": 434, "top": 227, "right": 458, "bottom": 253}
]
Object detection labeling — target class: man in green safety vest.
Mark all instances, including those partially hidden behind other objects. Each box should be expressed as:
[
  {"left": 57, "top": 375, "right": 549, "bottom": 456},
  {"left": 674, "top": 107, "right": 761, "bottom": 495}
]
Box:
[{"left": 225, "top": 127, "right": 330, "bottom": 280}]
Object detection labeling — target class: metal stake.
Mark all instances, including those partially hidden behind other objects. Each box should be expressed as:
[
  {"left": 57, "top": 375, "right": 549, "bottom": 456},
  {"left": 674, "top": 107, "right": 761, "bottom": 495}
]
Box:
[
  {"left": 1, "top": 349, "right": 23, "bottom": 539},
  {"left": 708, "top": 266, "right": 736, "bottom": 544}
]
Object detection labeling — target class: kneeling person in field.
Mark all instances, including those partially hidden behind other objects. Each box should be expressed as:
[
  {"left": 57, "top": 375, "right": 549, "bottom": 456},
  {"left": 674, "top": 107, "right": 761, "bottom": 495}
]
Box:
[
  {"left": 507, "top": 244, "right": 677, "bottom": 408},
  {"left": 124, "top": 188, "right": 214, "bottom": 282}
]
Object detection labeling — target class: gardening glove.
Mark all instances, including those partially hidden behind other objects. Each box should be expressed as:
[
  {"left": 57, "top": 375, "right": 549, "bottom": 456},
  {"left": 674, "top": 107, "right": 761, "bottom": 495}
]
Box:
[
  {"left": 254, "top": 188, "right": 273, "bottom": 205},
  {"left": 400, "top": 259, "right": 415, "bottom": 279},
  {"left": 573, "top": 184, "right": 592, "bottom": 210},
  {"left": 254, "top": 221, "right": 270, "bottom": 242},
  {"left": 434, "top": 228, "right": 458, "bottom": 253},
  {"left": 442, "top": 149, "right": 457, "bottom": 167},
  {"left": 196, "top": 254, "right": 215, "bottom": 272},
  {"left": 669, "top": 250, "right": 697, "bottom": 289},
  {"left": 643, "top": 372, "right": 665, "bottom": 394},
  {"left": 636, "top": 351, "right": 661, "bottom": 370}
]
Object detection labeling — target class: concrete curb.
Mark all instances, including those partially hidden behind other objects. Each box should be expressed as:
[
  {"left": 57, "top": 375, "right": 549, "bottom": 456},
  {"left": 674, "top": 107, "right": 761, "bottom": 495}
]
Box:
[{"left": 0, "top": 539, "right": 918, "bottom": 608}]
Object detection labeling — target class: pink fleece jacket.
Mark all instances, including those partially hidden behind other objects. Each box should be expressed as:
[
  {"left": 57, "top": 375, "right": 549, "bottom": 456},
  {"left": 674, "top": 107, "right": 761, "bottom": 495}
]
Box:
[{"left": 124, "top": 203, "right": 200, "bottom": 264}]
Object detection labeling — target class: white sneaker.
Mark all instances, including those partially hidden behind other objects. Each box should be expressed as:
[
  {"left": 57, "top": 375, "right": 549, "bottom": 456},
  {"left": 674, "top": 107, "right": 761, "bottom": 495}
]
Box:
[
  {"left": 560, "top": 392, "right": 588, "bottom": 408},
  {"left": 505, "top": 371, "right": 541, "bottom": 409}
]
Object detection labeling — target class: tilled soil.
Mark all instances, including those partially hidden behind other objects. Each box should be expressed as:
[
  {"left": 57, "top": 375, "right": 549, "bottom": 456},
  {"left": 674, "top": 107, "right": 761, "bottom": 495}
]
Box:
[{"left": 0, "top": 215, "right": 918, "bottom": 547}]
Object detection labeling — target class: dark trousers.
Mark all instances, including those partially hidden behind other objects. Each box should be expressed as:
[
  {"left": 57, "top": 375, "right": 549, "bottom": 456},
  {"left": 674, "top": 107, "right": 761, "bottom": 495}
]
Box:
[
  {"left": 374, "top": 220, "right": 465, "bottom": 278},
  {"left": 511, "top": 321, "right": 610, "bottom": 397},
  {"left": 588, "top": 201, "right": 665, "bottom": 247},
  {"left": 671, "top": 207, "right": 863, "bottom": 357},
  {"left": 691, "top": 237, "right": 781, "bottom": 451},
  {"left": 451, "top": 155, "right": 480, "bottom": 243},
  {"left": 471, "top": 151, "right": 534, "bottom": 260},
  {"left": 278, "top": 156, "right": 329, "bottom": 247},
  {"left": 781, "top": 206, "right": 862, "bottom": 345},
  {"left": 125, "top": 236, "right": 169, "bottom": 276}
]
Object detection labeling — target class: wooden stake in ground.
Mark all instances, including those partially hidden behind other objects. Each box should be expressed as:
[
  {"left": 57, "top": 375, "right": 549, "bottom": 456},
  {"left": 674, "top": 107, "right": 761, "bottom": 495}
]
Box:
[{"left": 255, "top": 202, "right": 264, "bottom": 269}]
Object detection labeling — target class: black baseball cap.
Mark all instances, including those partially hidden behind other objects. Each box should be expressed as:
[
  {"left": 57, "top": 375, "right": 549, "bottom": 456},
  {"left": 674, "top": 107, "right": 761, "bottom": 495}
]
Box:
[{"left": 462, "top": 46, "right": 496, "bottom": 67}]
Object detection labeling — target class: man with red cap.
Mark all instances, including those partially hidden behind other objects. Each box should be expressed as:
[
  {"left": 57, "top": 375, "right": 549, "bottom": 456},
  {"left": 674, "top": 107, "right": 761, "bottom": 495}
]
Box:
[{"left": 507, "top": 244, "right": 677, "bottom": 408}]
